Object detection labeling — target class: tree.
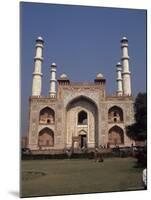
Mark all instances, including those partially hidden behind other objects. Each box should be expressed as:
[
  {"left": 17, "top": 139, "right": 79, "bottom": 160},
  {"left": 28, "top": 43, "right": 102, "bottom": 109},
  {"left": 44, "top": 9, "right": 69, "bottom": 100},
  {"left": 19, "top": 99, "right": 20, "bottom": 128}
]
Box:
[{"left": 126, "top": 93, "right": 147, "bottom": 141}]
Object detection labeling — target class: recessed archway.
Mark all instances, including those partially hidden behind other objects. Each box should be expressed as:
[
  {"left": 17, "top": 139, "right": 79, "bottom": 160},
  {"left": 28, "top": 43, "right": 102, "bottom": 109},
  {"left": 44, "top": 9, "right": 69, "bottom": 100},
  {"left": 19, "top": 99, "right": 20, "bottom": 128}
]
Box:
[
  {"left": 39, "top": 107, "right": 55, "bottom": 124},
  {"left": 108, "top": 106, "right": 123, "bottom": 123},
  {"left": 108, "top": 125, "right": 124, "bottom": 145},
  {"left": 66, "top": 95, "right": 98, "bottom": 148},
  {"left": 38, "top": 127, "right": 54, "bottom": 147},
  {"left": 78, "top": 110, "right": 88, "bottom": 125}
]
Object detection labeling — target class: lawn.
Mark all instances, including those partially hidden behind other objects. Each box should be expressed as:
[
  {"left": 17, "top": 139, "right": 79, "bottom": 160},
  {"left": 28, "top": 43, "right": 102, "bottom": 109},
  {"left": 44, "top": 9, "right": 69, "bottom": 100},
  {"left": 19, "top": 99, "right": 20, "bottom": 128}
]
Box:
[{"left": 21, "top": 157, "right": 143, "bottom": 197}]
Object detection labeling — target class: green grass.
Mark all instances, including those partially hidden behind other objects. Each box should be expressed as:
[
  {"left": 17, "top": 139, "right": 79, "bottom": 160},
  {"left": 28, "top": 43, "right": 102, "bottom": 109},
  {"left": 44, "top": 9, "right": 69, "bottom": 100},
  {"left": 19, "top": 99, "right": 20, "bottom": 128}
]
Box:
[{"left": 21, "top": 157, "right": 143, "bottom": 197}]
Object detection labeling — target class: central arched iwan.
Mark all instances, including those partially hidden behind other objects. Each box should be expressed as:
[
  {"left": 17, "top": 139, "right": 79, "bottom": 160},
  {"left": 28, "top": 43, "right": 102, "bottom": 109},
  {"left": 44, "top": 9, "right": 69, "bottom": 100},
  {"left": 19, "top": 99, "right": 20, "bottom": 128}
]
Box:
[{"left": 66, "top": 95, "right": 98, "bottom": 149}]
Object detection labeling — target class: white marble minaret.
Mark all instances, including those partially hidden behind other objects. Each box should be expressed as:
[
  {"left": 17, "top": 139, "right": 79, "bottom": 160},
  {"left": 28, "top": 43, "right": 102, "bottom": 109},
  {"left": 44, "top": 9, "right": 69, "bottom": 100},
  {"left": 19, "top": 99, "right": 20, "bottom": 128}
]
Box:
[
  {"left": 49, "top": 62, "right": 57, "bottom": 97},
  {"left": 121, "top": 36, "right": 131, "bottom": 96},
  {"left": 116, "top": 62, "right": 123, "bottom": 96},
  {"left": 32, "top": 36, "right": 44, "bottom": 96}
]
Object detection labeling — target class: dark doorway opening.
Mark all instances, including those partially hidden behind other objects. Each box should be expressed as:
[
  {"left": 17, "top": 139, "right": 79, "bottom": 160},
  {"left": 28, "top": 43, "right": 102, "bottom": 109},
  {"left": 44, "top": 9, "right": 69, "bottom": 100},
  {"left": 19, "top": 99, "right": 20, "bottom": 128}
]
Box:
[{"left": 80, "top": 135, "right": 87, "bottom": 148}]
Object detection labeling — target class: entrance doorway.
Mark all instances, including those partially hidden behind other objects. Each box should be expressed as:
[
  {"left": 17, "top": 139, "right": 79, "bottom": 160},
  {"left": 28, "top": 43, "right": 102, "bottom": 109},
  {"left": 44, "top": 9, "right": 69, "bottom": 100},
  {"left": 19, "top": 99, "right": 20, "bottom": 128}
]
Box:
[{"left": 80, "top": 135, "right": 87, "bottom": 148}]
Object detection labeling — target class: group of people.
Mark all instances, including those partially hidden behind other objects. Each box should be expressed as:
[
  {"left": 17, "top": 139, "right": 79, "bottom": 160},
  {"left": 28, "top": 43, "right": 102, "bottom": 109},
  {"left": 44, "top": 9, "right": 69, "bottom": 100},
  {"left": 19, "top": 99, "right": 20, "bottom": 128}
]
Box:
[{"left": 65, "top": 146, "right": 104, "bottom": 162}]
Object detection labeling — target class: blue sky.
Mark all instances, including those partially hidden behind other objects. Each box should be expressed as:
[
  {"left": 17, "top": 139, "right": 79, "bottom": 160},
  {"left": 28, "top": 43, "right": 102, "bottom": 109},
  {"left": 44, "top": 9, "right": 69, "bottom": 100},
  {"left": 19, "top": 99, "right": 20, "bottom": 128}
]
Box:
[{"left": 20, "top": 2, "right": 146, "bottom": 135}]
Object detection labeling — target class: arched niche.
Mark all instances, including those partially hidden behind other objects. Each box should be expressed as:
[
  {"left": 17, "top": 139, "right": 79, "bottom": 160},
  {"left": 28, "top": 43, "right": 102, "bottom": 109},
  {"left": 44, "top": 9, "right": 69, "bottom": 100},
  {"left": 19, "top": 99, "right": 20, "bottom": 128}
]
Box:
[
  {"left": 108, "top": 106, "right": 123, "bottom": 123},
  {"left": 78, "top": 110, "right": 88, "bottom": 125},
  {"left": 38, "top": 127, "right": 54, "bottom": 147},
  {"left": 39, "top": 107, "right": 55, "bottom": 124},
  {"left": 108, "top": 125, "right": 124, "bottom": 145}
]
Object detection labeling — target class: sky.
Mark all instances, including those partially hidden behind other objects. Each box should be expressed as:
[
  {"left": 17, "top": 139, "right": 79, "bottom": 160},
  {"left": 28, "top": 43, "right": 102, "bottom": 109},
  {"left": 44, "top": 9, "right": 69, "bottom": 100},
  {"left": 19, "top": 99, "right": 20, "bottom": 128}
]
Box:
[{"left": 20, "top": 2, "right": 146, "bottom": 136}]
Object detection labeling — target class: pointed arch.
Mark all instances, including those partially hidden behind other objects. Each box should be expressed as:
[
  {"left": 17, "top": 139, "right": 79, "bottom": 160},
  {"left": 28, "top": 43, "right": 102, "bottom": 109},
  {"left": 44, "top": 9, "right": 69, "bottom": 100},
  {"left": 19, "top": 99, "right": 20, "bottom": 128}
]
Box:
[
  {"left": 66, "top": 95, "right": 99, "bottom": 147},
  {"left": 78, "top": 110, "right": 88, "bottom": 125},
  {"left": 108, "top": 125, "right": 124, "bottom": 145},
  {"left": 66, "top": 95, "right": 98, "bottom": 111},
  {"left": 108, "top": 106, "right": 123, "bottom": 123},
  {"left": 38, "top": 127, "right": 54, "bottom": 147},
  {"left": 39, "top": 107, "right": 55, "bottom": 124}
]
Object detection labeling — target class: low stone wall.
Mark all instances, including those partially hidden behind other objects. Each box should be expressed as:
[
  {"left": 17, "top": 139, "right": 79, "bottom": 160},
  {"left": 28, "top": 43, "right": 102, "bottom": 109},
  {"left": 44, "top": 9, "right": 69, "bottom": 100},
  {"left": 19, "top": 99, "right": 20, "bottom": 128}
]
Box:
[{"left": 21, "top": 150, "right": 113, "bottom": 160}]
